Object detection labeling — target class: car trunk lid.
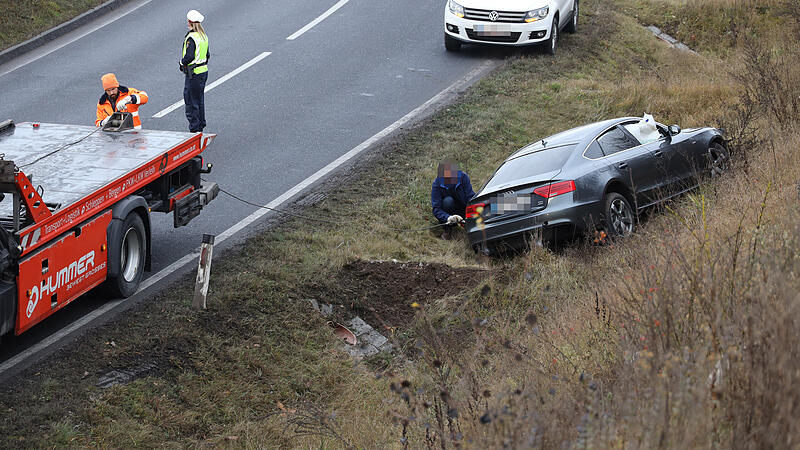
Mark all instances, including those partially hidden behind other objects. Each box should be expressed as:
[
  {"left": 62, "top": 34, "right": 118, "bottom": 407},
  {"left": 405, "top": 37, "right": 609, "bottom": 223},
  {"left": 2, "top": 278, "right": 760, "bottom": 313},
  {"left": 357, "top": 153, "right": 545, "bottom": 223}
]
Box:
[{"left": 468, "top": 171, "right": 561, "bottom": 223}]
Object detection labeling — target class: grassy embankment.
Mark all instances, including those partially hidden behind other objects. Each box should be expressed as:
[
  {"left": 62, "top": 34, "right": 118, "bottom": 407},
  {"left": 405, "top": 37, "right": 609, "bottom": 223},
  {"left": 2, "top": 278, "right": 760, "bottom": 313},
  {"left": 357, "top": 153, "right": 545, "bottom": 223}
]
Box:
[
  {"left": 2, "top": 0, "right": 800, "bottom": 447},
  {"left": 0, "top": 0, "right": 105, "bottom": 52}
]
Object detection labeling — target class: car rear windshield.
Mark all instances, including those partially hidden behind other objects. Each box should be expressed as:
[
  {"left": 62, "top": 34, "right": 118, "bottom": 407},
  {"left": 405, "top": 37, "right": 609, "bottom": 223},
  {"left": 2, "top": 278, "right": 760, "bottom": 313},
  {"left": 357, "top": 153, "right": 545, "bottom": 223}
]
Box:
[{"left": 483, "top": 145, "right": 574, "bottom": 191}]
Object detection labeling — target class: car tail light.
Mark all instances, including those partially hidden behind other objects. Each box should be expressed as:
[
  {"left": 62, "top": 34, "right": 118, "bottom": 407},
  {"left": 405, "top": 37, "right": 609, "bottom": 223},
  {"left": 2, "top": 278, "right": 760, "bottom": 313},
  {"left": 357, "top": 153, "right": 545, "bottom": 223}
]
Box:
[
  {"left": 533, "top": 180, "right": 576, "bottom": 198},
  {"left": 466, "top": 203, "right": 485, "bottom": 218}
]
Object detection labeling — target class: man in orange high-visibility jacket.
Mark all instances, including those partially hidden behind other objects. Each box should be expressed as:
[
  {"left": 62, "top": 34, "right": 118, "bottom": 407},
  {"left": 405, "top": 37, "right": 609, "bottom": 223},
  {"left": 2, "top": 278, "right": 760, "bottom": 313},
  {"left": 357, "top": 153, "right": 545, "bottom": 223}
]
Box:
[{"left": 95, "top": 73, "right": 149, "bottom": 129}]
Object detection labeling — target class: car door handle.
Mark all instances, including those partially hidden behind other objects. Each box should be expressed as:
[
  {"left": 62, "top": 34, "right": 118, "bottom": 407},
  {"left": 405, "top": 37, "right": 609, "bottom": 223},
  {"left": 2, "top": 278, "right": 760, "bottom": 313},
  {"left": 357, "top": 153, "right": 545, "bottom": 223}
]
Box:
[
  {"left": 618, "top": 162, "right": 629, "bottom": 170},
  {"left": 653, "top": 150, "right": 663, "bottom": 157}
]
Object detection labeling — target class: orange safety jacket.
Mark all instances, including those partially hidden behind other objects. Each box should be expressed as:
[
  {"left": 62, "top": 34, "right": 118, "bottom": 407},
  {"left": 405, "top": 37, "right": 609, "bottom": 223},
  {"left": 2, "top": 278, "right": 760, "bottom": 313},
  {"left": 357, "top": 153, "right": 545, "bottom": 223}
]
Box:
[{"left": 95, "top": 86, "right": 149, "bottom": 129}]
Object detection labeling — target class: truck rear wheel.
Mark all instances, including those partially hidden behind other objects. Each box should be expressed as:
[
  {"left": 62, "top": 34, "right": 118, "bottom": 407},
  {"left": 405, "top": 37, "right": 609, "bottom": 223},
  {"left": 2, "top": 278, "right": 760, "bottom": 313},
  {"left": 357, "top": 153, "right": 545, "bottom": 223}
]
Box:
[{"left": 106, "top": 213, "right": 146, "bottom": 298}]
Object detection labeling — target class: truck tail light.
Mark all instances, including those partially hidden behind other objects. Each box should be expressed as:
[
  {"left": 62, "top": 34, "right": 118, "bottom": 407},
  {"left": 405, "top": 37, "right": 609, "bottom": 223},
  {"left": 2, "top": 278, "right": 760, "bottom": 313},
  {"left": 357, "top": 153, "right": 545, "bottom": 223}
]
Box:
[
  {"left": 533, "top": 180, "right": 575, "bottom": 198},
  {"left": 466, "top": 203, "right": 485, "bottom": 218}
]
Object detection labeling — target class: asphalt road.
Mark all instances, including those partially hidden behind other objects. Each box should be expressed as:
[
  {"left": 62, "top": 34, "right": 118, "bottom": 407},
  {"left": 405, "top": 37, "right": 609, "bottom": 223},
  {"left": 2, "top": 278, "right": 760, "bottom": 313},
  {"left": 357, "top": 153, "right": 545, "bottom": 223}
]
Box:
[{"left": 0, "top": 0, "right": 506, "bottom": 373}]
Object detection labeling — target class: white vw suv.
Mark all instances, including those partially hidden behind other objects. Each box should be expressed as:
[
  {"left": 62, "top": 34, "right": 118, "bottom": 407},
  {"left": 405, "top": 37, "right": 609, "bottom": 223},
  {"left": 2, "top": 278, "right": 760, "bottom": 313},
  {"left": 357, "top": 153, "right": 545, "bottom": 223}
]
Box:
[{"left": 444, "top": 0, "right": 578, "bottom": 54}]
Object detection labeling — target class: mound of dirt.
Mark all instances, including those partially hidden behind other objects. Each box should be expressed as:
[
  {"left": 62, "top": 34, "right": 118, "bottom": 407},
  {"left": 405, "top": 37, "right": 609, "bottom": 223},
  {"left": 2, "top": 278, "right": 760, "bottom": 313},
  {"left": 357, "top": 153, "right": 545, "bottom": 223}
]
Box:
[{"left": 319, "top": 260, "right": 488, "bottom": 330}]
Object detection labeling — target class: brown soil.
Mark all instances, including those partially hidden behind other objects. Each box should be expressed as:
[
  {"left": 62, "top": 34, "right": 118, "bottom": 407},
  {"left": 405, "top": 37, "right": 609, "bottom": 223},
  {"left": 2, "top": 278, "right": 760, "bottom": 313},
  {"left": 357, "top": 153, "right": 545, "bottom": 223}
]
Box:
[{"left": 313, "top": 260, "right": 489, "bottom": 331}]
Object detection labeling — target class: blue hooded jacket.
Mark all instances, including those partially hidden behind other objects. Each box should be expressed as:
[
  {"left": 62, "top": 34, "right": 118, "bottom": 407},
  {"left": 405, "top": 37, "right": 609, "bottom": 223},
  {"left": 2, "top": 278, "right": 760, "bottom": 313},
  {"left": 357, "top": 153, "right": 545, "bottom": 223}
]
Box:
[{"left": 431, "top": 171, "right": 476, "bottom": 223}]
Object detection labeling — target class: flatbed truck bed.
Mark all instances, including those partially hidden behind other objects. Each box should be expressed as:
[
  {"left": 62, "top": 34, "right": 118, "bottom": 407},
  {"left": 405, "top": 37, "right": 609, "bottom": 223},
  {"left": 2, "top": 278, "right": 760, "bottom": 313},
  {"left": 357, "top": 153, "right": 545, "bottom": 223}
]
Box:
[{"left": 0, "top": 120, "right": 218, "bottom": 336}]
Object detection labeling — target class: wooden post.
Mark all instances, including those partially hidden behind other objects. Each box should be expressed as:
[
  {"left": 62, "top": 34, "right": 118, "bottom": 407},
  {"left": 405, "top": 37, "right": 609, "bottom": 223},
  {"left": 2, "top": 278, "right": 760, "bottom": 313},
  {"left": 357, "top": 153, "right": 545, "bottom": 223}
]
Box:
[{"left": 193, "top": 234, "right": 215, "bottom": 309}]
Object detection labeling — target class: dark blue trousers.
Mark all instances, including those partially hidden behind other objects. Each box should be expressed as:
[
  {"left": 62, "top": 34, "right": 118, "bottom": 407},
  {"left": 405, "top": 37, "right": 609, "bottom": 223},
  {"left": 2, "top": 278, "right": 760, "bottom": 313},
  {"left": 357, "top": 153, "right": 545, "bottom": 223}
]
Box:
[
  {"left": 184, "top": 72, "right": 208, "bottom": 132},
  {"left": 439, "top": 196, "right": 467, "bottom": 235},
  {"left": 439, "top": 196, "right": 466, "bottom": 223}
]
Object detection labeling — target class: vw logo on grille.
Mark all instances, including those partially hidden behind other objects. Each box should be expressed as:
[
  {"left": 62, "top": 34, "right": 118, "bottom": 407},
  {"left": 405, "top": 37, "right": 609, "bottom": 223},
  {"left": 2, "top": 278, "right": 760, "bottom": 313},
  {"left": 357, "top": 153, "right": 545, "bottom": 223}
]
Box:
[{"left": 488, "top": 11, "right": 500, "bottom": 21}]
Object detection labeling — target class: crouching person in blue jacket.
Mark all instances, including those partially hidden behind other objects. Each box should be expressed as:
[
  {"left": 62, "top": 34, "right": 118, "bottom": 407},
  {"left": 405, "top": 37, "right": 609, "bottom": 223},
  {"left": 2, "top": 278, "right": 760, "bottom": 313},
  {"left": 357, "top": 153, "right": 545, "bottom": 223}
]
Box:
[{"left": 431, "top": 160, "right": 476, "bottom": 240}]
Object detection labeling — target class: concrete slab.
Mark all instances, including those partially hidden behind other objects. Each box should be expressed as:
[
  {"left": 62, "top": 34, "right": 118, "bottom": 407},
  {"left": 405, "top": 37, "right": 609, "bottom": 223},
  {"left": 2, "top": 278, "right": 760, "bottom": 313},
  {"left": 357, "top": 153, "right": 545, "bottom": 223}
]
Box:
[
  {"left": 344, "top": 316, "right": 393, "bottom": 359},
  {"left": 661, "top": 34, "right": 678, "bottom": 44},
  {"left": 645, "top": 25, "right": 696, "bottom": 54},
  {"left": 348, "top": 317, "right": 373, "bottom": 336}
]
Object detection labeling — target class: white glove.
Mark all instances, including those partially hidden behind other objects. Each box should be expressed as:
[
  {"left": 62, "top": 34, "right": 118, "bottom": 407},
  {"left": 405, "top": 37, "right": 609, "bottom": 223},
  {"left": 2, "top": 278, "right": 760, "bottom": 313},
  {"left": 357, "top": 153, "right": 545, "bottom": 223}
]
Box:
[
  {"left": 446, "top": 215, "right": 463, "bottom": 224},
  {"left": 99, "top": 116, "right": 110, "bottom": 126},
  {"left": 116, "top": 97, "right": 132, "bottom": 111}
]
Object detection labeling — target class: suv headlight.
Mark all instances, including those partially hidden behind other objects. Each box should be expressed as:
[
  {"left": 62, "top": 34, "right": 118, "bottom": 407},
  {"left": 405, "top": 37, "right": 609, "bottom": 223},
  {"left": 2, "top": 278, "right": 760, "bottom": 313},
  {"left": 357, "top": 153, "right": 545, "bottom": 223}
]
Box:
[
  {"left": 524, "top": 6, "right": 549, "bottom": 22},
  {"left": 448, "top": 0, "right": 465, "bottom": 18}
]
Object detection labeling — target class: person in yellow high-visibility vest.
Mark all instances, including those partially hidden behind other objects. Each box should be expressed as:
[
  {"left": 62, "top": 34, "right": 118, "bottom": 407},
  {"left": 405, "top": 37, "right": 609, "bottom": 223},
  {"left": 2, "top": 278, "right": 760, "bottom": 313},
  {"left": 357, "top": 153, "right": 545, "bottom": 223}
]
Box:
[{"left": 180, "top": 9, "right": 209, "bottom": 133}]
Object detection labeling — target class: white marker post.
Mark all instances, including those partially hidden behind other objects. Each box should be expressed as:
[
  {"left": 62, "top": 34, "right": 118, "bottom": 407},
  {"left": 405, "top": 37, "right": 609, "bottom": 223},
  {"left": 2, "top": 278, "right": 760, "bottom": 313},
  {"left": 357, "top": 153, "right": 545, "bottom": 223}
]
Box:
[{"left": 193, "top": 234, "right": 215, "bottom": 309}]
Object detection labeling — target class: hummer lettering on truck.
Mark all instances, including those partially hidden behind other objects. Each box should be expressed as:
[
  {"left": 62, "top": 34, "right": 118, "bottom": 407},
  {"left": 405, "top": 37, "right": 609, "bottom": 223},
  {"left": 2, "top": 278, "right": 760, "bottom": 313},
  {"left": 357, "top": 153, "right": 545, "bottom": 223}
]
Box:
[{"left": 26, "top": 251, "right": 96, "bottom": 318}]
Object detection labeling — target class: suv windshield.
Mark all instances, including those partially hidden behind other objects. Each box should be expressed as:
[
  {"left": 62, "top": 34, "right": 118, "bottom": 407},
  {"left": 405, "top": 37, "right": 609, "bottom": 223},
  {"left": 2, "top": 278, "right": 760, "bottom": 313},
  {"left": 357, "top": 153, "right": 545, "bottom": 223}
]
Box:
[{"left": 483, "top": 145, "right": 574, "bottom": 191}]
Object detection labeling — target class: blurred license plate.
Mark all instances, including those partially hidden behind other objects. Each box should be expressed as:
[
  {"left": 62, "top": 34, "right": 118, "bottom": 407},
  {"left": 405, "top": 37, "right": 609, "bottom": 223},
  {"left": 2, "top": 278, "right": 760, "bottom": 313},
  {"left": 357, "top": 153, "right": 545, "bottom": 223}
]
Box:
[
  {"left": 491, "top": 194, "right": 532, "bottom": 214},
  {"left": 474, "top": 24, "right": 512, "bottom": 36}
]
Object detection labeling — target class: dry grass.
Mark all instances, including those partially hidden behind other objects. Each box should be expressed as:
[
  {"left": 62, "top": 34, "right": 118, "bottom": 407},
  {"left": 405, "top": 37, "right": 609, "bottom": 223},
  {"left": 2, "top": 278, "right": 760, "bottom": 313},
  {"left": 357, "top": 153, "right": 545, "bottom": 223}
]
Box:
[
  {"left": 280, "top": 4, "right": 800, "bottom": 449},
  {"left": 1, "top": 0, "right": 798, "bottom": 448},
  {"left": 614, "top": 0, "right": 790, "bottom": 55}
]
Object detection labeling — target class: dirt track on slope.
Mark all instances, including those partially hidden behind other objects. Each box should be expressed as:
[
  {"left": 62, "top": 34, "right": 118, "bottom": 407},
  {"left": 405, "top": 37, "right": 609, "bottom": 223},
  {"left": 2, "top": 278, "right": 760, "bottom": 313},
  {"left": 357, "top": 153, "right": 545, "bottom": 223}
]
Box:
[{"left": 310, "top": 260, "right": 488, "bottom": 331}]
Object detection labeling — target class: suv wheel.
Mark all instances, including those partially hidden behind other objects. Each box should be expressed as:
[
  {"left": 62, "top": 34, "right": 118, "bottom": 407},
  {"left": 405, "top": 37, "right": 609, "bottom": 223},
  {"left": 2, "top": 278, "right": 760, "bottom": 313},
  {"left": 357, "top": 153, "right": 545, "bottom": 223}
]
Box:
[
  {"left": 445, "top": 33, "right": 462, "bottom": 52},
  {"left": 544, "top": 19, "right": 558, "bottom": 55},
  {"left": 565, "top": 1, "right": 578, "bottom": 34}
]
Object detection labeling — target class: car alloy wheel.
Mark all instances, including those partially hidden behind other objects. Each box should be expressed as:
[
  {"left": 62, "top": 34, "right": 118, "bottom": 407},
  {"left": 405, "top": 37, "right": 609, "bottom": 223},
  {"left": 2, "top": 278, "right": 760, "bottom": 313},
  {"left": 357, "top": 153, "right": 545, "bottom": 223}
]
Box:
[
  {"left": 708, "top": 143, "right": 729, "bottom": 178},
  {"left": 549, "top": 22, "right": 558, "bottom": 54},
  {"left": 604, "top": 192, "right": 634, "bottom": 238}
]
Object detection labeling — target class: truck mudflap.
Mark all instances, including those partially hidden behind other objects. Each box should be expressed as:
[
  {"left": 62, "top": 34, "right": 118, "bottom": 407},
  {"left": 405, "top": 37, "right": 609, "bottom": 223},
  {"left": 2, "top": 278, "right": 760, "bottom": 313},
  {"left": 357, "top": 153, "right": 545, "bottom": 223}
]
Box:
[{"left": 174, "top": 181, "right": 218, "bottom": 228}]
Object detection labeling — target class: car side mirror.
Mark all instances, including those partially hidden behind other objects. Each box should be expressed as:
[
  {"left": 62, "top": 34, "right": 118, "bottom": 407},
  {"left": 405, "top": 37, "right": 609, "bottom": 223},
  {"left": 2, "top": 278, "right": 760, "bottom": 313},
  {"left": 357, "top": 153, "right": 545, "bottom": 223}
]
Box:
[{"left": 668, "top": 124, "right": 681, "bottom": 136}]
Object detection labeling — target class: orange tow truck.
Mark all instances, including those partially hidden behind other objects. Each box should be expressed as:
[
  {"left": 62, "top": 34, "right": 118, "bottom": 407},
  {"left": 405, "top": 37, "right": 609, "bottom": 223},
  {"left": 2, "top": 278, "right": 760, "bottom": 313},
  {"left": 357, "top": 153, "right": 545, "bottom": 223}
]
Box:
[{"left": 0, "top": 118, "right": 218, "bottom": 337}]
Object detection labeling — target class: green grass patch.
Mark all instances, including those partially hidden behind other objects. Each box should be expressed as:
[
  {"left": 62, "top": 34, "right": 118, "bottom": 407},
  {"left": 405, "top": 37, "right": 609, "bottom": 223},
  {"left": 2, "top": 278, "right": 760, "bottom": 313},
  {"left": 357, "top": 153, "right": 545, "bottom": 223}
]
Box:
[{"left": 0, "top": 0, "right": 106, "bottom": 52}]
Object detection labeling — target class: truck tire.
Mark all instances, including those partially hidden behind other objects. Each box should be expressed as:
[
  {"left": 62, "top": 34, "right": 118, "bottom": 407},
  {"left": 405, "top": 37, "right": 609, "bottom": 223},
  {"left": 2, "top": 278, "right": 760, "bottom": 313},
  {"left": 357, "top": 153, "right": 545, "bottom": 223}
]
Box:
[{"left": 106, "top": 213, "right": 146, "bottom": 298}]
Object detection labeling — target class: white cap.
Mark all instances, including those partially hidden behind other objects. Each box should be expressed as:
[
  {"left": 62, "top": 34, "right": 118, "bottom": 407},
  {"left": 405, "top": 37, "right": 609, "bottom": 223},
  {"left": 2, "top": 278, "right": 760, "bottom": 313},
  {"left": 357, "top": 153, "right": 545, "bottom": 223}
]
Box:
[{"left": 187, "top": 9, "right": 204, "bottom": 23}]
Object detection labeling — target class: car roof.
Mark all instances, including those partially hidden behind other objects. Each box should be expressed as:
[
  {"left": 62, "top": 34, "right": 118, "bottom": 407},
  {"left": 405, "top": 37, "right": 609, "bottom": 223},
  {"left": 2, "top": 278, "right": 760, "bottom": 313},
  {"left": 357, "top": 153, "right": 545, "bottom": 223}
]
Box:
[
  {"left": 476, "top": 118, "right": 647, "bottom": 197},
  {"left": 505, "top": 117, "right": 638, "bottom": 163}
]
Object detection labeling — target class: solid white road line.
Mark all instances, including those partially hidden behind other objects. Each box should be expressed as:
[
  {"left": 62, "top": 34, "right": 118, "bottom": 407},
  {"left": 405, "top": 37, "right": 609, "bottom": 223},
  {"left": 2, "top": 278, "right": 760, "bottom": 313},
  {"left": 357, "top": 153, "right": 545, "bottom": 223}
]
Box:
[
  {"left": 286, "top": 0, "right": 350, "bottom": 40},
  {"left": 0, "top": 59, "right": 495, "bottom": 377},
  {"left": 0, "top": 0, "right": 153, "bottom": 78},
  {"left": 152, "top": 52, "right": 272, "bottom": 118}
]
